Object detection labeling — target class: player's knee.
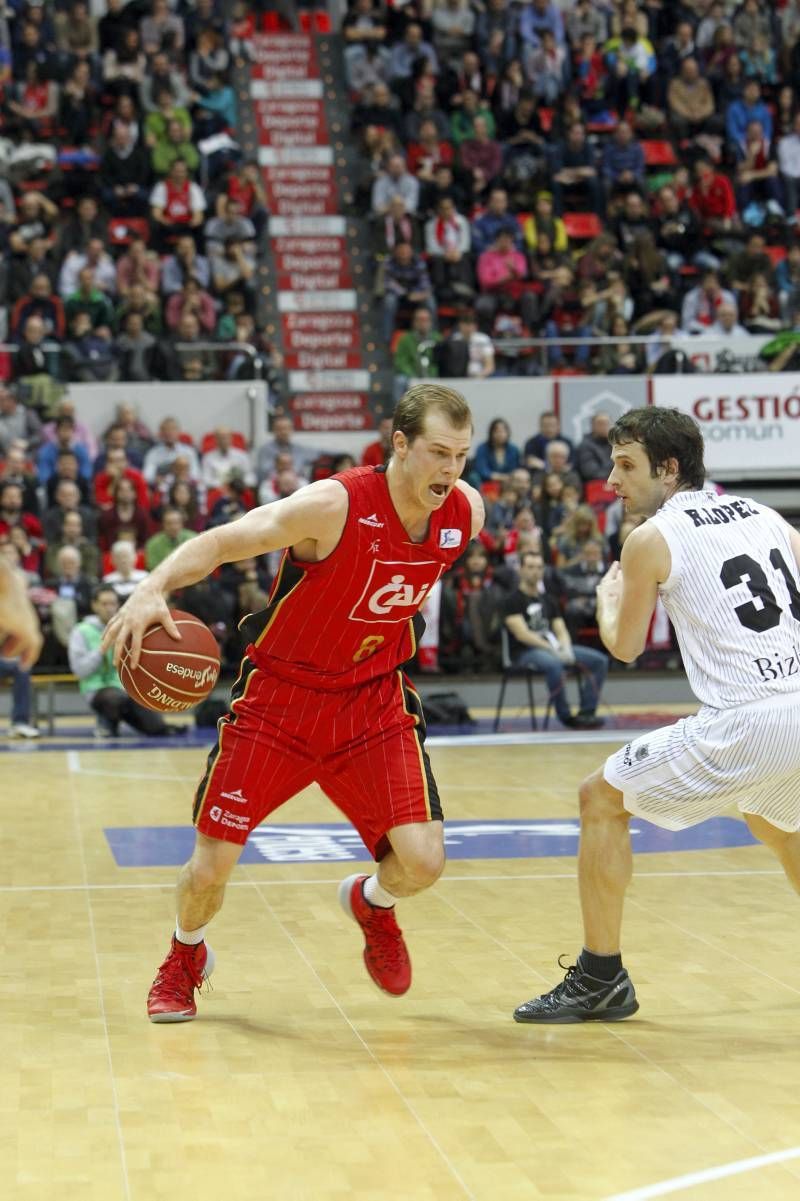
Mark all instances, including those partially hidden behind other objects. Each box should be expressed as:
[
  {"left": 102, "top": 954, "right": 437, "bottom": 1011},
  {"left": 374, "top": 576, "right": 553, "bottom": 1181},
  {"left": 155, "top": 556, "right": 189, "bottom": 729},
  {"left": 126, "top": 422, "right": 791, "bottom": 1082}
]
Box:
[
  {"left": 579, "top": 770, "right": 626, "bottom": 823},
  {"left": 403, "top": 843, "right": 445, "bottom": 887}
]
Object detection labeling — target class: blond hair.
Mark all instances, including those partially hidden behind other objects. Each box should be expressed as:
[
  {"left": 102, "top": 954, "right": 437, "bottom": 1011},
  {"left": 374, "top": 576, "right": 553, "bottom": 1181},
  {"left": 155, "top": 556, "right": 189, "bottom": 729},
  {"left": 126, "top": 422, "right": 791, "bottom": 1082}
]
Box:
[{"left": 392, "top": 383, "right": 472, "bottom": 445}]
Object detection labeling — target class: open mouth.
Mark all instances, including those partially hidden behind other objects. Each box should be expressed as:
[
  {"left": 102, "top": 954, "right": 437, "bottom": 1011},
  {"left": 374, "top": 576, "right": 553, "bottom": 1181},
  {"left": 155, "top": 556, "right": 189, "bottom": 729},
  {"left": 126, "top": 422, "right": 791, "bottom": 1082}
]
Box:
[{"left": 429, "top": 484, "right": 448, "bottom": 499}]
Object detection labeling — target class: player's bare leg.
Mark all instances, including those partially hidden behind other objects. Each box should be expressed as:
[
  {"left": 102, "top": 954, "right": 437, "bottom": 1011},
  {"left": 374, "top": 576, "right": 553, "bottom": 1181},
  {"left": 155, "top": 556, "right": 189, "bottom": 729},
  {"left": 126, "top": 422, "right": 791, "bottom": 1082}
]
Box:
[
  {"left": 744, "top": 813, "right": 800, "bottom": 896},
  {"left": 148, "top": 834, "right": 243, "bottom": 1023},
  {"left": 339, "top": 821, "right": 444, "bottom": 996},
  {"left": 514, "top": 770, "right": 639, "bottom": 1022}
]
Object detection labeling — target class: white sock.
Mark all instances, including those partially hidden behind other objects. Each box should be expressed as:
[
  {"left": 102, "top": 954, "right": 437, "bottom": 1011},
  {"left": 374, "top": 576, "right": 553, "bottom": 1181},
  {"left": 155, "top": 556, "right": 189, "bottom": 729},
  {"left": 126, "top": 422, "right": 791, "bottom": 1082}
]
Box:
[
  {"left": 363, "top": 875, "right": 397, "bottom": 908},
  {"left": 176, "top": 920, "right": 207, "bottom": 945}
]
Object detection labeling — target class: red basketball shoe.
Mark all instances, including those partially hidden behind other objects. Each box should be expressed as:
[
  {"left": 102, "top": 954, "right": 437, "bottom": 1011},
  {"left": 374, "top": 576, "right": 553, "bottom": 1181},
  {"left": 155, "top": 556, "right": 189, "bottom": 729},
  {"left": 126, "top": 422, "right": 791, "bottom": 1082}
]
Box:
[
  {"left": 338, "top": 874, "right": 411, "bottom": 996},
  {"left": 147, "top": 935, "right": 215, "bottom": 1023}
]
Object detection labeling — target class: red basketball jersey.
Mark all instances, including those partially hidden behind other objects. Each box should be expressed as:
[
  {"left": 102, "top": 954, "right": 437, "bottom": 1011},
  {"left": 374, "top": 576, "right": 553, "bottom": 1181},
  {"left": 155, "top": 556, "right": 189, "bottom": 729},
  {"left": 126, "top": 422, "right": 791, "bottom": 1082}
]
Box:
[{"left": 241, "top": 466, "right": 472, "bottom": 689}]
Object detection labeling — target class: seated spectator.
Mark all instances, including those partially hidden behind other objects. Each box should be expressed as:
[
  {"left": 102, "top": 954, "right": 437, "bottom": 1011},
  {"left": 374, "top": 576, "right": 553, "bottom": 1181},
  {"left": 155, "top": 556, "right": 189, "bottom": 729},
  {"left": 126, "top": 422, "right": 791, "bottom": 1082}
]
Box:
[
  {"left": 436, "top": 309, "right": 495, "bottom": 378},
  {"left": 9, "top": 193, "right": 59, "bottom": 257},
  {"left": 155, "top": 311, "right": 214, "bottom": 381},
  {"left": 108, "top": 404, "right": 154, "bottom": 461},
  {"left": 58, "top": 238, "right": 117, "bottom": 300},
  {"left": 0, "top": 392, "right": 42, "bottom": 458},
  {"left": 575, "top": 413, "right": 613, "bottom": 482},
  {"left": 389, "top": 21, "right": 438, "bottom": 84},
  {"left": 654, "top": 184, "right": 708, "bottom": 273},
  {"left": 524, "top": 410, "right": 574, "bottom": 473},
  {"left": 44, "top": 544, "right": 95, "bottom": 652},
  {"left": 424, "top": 197, "right": 474, "bottom": 303},
  {"left": 726, "top": 78, "right": 772, "bottom": 158},
  {"left": 114, "top": 284, "right": 163, "bottom": 338},
  {"left": 667, "top": 56, "right": 717, "bottom": 142},
  {"left": 160, "top": 235, "right": 211, "bottom": 295},
  {"left": 68, "top": 584, "right": 178, "bottom": 737},
  {"left": 540, "top": 265, "right": 594, "bottom": 367},
  {"left": 550, "top": 122, "right": 603, "bottom": 216},
  {"left": 554, "top": 504, "right": 606, "bottom": 568},
  {"left": 256, "top": 415, "right": 321, "bottom": 484},
  {"left": 206, "top": 476, "right": 252, "bottom": 528},
  {"left": 12, "top": 315, "right": 62, "bottom": 415},
  {"left": 103, "top": 540, "right": 149, "bottom": 600},
  {"left": 371, "top": 153, "right": 420, "bottom": 215},
  {"left": 145, "top": 506, "right": 196, "bottom": 570},
  {"left": 503, "top": 549, "right": 607, "bottom": 728},
  {"left": 94, "top": 424, "right": 143, "bottom": 474},
  {"left": 610, "top": 191, "right": 653, "bottom": 254},
  {"left": 381, "top": 242, "right": 436, "bottom": 341},
  {"left": 44, "top": 509, "right": 99, "bottom": 579},
  {"left": 201, "top": 427, "right": 255, "bottom": 490},
  {"left": 471, "top": 186, "right": 521, "bottom": 255},
  {"left": 407, "top": 119, "right": 454, "bottom": 184},
  {"left": 115, "top": 236, "right": 160, "bottom": 304},
  {"left": 56, "top": 196, "right": 106, "bottom": 261},
  {"left": 64, "top": 267, "right": 115, "bottom": 331},
  {"left": 218, "top": 160, "right": 268, "bottom": 237},
  {"left": 533, "top": 470, "right": 567, "bottom": 540},
  {"left": 0, "top": 448, "right": 40, "bottom": 526},
  {"left": 372, "top": 195, "right": 423, "bottom": 257},
  {"left": 538, "top": 439, "right": 581, "bottom": 494},
  {"left": 560, "top": 539, "right": 606, "bottom": 639},
  {"left": 708, "top": 301, "right": 748, "bottom": 337},
  {"left": 97, "top": 475, "right": 151, "bottom": 552},
  {"left": 735, "top": 120, "right": 784, "bottom": 217},
  {"left": 94, "top": 445, "right": 149, "bottom": 511},
  {"left": 188, "top": 25, "right": 229, "bottom": 95},
  {"left": 604, "top": 24, "right": 656, "bottom": 112},
  {"left": 8, "top": 237, "right": 58, "bottom": 308},
  {"left": 59, "top": 59, "right": 98, "bottom": 147},
  {"left": 524, "top": 29, "right": 567, "bottom": 104},
  {"left": 42, "top": 477, "right": 97, "bottom": 544},
  {"left": 61, "top": 314, "right": 119, "bottom": 383},
  {"left": 476, "top": 228, "right": 528, "bottom": 300},
  {"left": 623, "top": 233, "right": 674, "bottom": 319},
  {"left": 149, "top": 158, "right": 206, "bottom": 251},
  {"left": 392, "top": 307, "right": 441, "bottom": 398},
  {"left": 36, "top": 416, "right": 91, "bottom": 486},
  {"left": 11, "top": 274, "right": 65, "bottom": 343},
  {"left": 597, "top": 315, "right": 644, "bottom": 374},
  {"left": 459, "top": 115, "right": 503, "bottom": 194},
  {"left": 601, "top": 120, "right": 646, "bottom": 199},
  {"left": 6, "top": 62, "right": 58, "bottom": 140},
  {"left": 102, "top": 26, "right": 146, "bottom": 99},
  {"left": 403, "top": 77, "right": 451, "bottom": 144},
  {"left": 440, "top": 540, "right": 506, "bottom": 672},
  {"left": 473, "top": 418, "right": 521, "bottom": 484},
  {"left": 522, "top": 191, "right": 567, "bottom": 256},
  {"left": 165, "top": 278, "right": 217, "bottom": 334},
  {"left": 361, "top": 416, "right": 394, "bottom": 468},
  {"left": 258, "top": 451, "right": 309, "bottom": 504},
  {"left": 681, "top": 269, "right": 736, "bottom": 332},
  {"left": 0, "top": 482, "right": 42, "bottom": 553},
  {"left": 205, "top": 197, "right": 257, "bottom": 258},
  {"left": 778, "top": 111, "right": 800, "bottom": 218},
  {"left": 738, "top": 272, "right": 782, "bottom": 334},
  {"left": 140, "top": 0, "right": 184, "bottom": 57},
  {"left": 100, "top": 121, "right": 152, "bottom": 217},
  {"left": 210, "top": 237, "right": 256, "bottom": 298},
  {"left": 143, "top": 417, "right": 200, "bottom": 486}
]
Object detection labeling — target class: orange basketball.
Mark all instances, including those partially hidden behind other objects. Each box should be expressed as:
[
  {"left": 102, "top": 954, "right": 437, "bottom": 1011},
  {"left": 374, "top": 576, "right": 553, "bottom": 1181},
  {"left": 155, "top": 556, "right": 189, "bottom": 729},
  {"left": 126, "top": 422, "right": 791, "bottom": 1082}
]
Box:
[{"left": 119, "top": 609, "right": 221, "bottom": 713}]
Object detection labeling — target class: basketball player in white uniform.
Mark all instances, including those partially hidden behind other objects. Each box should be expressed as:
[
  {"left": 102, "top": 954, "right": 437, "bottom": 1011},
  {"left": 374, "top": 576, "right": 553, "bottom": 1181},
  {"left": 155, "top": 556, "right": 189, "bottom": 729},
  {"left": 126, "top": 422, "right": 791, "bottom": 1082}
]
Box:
[{"left": 515, "top": 407, "right": 800, "bottom": 1023}]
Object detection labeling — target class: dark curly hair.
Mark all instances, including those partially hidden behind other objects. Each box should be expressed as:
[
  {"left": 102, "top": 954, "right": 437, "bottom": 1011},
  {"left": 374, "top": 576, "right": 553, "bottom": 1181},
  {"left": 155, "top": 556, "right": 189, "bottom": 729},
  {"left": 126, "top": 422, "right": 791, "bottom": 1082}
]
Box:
[{"left": 609, "top": 407, "right": 705, "bottom": 490}]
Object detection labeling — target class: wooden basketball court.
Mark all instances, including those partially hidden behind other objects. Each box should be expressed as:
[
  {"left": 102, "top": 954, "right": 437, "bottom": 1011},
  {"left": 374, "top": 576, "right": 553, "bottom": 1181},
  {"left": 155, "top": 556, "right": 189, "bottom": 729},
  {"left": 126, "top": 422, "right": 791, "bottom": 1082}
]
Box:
[{"left": 3, "top": 732, "right": 800, "bottom": 1201}]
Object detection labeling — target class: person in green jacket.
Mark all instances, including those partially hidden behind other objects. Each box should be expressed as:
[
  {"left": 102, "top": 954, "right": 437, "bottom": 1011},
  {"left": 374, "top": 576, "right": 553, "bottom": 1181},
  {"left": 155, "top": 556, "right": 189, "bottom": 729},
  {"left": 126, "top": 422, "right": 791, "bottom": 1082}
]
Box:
[
  {"left": 392, "top": 306, "right": 441, "bottom": 401},
  {"left": 67, "top": 584, "right": 180, "bottom": 737},
  {"left": 145, "top": 507, "right": 197, "bottom": 571}
]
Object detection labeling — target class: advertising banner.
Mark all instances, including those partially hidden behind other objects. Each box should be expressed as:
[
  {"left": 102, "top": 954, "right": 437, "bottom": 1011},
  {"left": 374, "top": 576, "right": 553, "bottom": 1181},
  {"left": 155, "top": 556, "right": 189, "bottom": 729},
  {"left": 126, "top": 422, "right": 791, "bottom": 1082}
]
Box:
[{"left": 652, "top": 373, "right": 800, "bottom": 477}]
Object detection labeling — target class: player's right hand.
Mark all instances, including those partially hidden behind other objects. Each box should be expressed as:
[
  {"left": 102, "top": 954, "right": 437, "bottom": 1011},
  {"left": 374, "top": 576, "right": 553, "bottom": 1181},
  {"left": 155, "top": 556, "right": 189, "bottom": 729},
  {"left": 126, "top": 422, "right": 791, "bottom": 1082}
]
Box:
[{"left": 102, "top": 585, "right": 181, "bottom": 671}]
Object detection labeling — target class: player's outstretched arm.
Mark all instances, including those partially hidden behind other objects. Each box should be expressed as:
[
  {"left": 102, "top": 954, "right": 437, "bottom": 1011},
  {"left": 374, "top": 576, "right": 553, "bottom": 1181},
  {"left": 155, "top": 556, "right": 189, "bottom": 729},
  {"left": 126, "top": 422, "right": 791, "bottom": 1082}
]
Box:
[
  {"left": 596, "top": 524, "right": 670, "bottom": 662},
  {"left": 0, "top": 558, "right": 43, "bottom": 670},
  {"left": 102, "top": 479, "right": 347, "bottom": 668}
]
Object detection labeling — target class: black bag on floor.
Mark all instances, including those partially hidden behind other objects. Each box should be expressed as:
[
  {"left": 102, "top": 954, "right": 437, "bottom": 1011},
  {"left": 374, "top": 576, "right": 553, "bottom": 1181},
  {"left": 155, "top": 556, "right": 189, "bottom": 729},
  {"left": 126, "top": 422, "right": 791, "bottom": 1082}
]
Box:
[{"left": 422, "top": 691, "right": 475, "bottom": 726}]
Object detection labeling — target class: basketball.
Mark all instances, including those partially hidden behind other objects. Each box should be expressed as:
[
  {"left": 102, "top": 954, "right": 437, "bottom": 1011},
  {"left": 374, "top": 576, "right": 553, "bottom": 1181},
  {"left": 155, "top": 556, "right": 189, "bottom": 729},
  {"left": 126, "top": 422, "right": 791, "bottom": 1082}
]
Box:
[{"left": 119, "top": 609, "right": 221, "bottom": 713}]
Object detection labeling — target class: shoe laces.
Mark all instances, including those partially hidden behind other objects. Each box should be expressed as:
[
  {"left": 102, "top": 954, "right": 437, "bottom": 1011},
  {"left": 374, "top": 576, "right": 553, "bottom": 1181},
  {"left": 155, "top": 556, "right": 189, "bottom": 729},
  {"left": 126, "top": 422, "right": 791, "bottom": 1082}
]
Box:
[
  {"left": 152, "top": 945, "right": 206, "bottom": 1001},
  {"left": 363, "top": 908, "right": 406, "bottom": 972}
]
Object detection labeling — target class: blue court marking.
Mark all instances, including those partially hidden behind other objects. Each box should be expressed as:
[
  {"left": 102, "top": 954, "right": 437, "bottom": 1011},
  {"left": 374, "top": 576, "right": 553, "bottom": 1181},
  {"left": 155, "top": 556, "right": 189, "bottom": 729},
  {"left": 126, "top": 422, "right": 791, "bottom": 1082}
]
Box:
[{"left": 104, "top": 817, "right": 757, "bottom": 867}]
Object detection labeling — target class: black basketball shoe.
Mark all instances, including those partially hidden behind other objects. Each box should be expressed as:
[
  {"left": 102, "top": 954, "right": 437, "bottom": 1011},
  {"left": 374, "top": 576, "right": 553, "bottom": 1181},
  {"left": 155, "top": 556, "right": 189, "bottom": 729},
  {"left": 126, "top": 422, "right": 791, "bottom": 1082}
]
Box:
[{"left": 514, "top": 957, "right": 639, "bottom": 1023}]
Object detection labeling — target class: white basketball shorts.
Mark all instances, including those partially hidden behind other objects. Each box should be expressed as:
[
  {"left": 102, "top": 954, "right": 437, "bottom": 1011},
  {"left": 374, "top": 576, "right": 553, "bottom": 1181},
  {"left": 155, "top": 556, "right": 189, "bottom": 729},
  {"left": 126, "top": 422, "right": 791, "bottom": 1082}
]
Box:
[{"left": 604, "top": 692, "right": 800, "bottom": 832}]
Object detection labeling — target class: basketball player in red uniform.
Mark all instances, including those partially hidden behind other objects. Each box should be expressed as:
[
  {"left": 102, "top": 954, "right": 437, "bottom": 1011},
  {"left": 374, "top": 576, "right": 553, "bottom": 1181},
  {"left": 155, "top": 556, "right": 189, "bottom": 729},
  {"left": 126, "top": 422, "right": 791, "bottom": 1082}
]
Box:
[{"left": 103, "top": 385, "right": 484, "bottom": 1021}]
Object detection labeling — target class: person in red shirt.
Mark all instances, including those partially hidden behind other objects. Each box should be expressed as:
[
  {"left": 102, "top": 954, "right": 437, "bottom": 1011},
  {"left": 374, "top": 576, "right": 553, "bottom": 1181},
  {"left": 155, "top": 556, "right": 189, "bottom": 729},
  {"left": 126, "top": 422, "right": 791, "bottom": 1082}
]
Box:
[
  {"left": 361, "top": 415, "right": 394, "bottom": 467},
  {"left": 93, "top": 447, "right": 150, "bottom": 510},
  {"left": 688, "top": 157, "right": 738, "bottom": 234},
  {"left": 104, "top": 385, "right": 485, "bottom": 1022}
]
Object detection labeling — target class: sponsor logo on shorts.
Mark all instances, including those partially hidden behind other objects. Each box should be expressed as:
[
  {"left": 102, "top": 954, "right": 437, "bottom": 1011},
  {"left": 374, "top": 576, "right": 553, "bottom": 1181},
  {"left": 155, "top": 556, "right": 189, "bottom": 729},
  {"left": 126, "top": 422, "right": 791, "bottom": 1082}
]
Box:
[
  {"left": 349, "top": 559, "right": 441, "bottom": 624},
  {"left": 221, "top": 788, "right": 248, "bottom": 804},
  {"left": 207, "top": 804, "right": 248, "bottom": 832},
  {"left": 209, "top": 806, "right": 222, "bottom": 821},
  {"left": 166, "top": 662, "right": 219, "bottom": 689}
]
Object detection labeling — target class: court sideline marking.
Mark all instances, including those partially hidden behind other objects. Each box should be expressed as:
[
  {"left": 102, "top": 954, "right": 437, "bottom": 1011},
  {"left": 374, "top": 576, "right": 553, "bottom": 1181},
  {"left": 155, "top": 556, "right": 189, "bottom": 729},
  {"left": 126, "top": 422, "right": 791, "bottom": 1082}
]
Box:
[
  {"left": 243, "top": 867, "right": 479, "bottom": 1201},
  {"left": 603, "top": 1145, "right": 800, "bottom": 1201}
]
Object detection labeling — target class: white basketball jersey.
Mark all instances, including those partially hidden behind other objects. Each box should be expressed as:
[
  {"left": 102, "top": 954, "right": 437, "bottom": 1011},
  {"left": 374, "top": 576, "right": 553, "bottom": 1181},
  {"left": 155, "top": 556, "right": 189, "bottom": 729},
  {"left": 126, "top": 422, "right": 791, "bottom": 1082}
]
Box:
[{"left": 648, "top": 490, "right": 800, "bottom": 709}]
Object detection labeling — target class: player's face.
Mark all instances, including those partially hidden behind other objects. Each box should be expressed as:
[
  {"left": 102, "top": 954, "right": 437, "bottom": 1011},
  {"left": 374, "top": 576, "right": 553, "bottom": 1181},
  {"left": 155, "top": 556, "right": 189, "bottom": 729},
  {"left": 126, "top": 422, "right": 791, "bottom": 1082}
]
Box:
[
  {"left": 608, "top": 440, "right": 677, "bottom": 518},
  {"left": 396, "top": 413, "right": 472, "bottom": 511}
]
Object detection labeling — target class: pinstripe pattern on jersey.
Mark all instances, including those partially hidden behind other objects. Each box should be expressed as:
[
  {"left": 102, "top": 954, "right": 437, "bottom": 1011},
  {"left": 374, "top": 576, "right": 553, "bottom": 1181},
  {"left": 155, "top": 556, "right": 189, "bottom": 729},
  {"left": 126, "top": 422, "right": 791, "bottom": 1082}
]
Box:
[
  {"left": 238, "top": 554, "right": 307, "bottom": 650},
  {"left": 649, "top": 491, "right": 800, "bottom": 709},
  {"left": 192, "top": 655, "right": 259, "bottom": 826}
]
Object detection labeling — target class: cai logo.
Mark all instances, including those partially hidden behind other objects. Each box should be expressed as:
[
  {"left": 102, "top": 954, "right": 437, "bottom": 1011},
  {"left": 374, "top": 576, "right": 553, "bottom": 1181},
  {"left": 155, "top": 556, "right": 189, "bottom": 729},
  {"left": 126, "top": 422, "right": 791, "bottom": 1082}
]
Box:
[{"left": 349, "top": 558, "right": 442, "bottom": 624}]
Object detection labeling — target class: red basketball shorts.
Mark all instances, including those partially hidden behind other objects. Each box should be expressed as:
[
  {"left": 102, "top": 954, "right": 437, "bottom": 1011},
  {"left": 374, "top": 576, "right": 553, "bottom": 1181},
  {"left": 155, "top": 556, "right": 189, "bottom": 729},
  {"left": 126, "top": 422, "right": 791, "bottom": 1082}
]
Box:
[{"left": 192, "top": 660, "right": 442, "bottom": 859}]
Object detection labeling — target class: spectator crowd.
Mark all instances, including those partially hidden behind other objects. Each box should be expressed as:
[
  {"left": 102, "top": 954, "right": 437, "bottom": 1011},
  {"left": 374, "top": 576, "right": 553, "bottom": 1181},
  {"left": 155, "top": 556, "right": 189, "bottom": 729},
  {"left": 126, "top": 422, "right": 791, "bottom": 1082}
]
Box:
[
  {"left": 0, "top": 0, "right": 281, "bottom": 392},
  {"left": 341, "top": 0, "right": 800, "bottom": 379}
]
